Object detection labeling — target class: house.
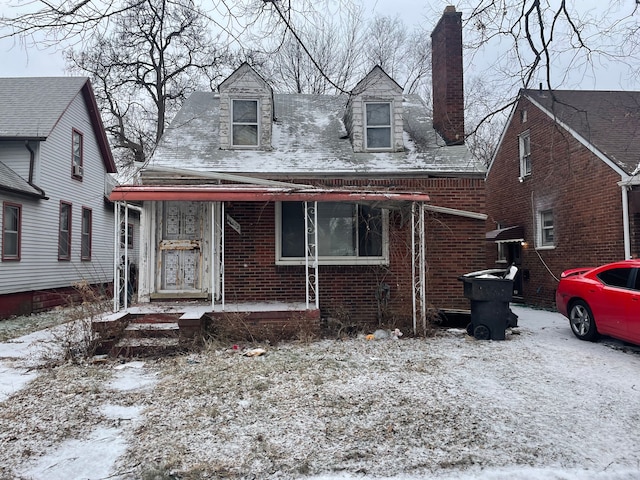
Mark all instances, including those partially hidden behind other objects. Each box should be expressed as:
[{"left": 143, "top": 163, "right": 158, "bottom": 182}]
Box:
[
  {"left": 108, "top": 6, "right": 487, "bottom": 335},
  {"left": 0, "top": 77, "right": 117, "bottom": 318},
  {"left": 485, "top": 88, "right": 640, "bottom": 308}
]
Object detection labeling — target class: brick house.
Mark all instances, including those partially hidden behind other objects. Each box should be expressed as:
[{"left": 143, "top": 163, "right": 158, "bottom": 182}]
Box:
[
  {"left": 109, "top": 7, "right": 487, "bottom": 334},
  {"left": 485, "top": 88, "right": 640, "bottom": 308}
]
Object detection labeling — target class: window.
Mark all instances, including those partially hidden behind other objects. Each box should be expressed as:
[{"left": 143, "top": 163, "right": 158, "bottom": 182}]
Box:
[
  {"left": 72, "top": 129, "right": 84, "bottom": 178},
  {"left": 120, "top": 222, "right": 133, "bottom": 249},
  {"left": 277, "top": 202, "right": 388, "bottom": 265},
  {"left": 598, "top": 268, "right": 632, "bottom": 289},
  {"left": 2, "top": 202, "right": 21, "bottom": 261},
  {"left": 365, "top": 102, "right": 392, "bottom": 149},
  {"left": 538, "top": 210, "right": 554, "bottom": 247},
  {"left": 232, "top": 99, "right": 258, "bottom": 146},
  {"left": 81, "top": 207, "right": 92, "bottom": 260},
  {"left": 59, "top": 202, "right": 72, "bottom": 260},
  {"left": 519, "top": 131, "right": 531, "bottom": 178}
]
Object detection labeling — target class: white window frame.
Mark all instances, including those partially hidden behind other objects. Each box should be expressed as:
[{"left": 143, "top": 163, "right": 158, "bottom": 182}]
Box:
[
  {"left": 364, "top": 102, "right": 392, "bottom": 151},
  {"left": 231, "top": 99, "right": 259, "bottom": 147},
  {"left": 537, "top": 209, "right": 555, "bottom": 249},
  {"left": 275, "top": 201, "right": 390, "bottom": 266},
  {"left": 519, "top": 130, "right": 531, "bottom": 179}
]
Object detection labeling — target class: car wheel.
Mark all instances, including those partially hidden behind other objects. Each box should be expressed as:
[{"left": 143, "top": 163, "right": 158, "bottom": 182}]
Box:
[
  {"left": 569, "top": 300, "right": 598, "bottom": 341},
  {"left": 473, "top": 324, "right": 491, "bottom": 340}
]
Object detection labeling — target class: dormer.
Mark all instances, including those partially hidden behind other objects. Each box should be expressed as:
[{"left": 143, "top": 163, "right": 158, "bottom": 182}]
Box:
[
  {"left": 344, "top": 66, "right": 404, "bottom": 153},
  {"left": 218, "top": 63, "right": 274, "bottom": 150}
]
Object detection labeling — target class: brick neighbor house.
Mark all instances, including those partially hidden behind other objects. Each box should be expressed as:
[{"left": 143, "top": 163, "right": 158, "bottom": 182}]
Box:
[
  {"left": 109, "top": 6, "right": 487, "bottom": 335},
  {"left": 485, "top": 88, "right": 640, "bottom": 308}
]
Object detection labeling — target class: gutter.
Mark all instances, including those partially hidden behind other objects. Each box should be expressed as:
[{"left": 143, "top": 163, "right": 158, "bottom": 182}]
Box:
[{"left": 24, "top": 141, "right": 48, "bottom": 199}]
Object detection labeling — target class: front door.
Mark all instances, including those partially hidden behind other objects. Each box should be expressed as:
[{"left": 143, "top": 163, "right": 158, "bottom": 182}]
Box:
[{"left": 158, "top": 201, "right": 204, "bottom": 293}]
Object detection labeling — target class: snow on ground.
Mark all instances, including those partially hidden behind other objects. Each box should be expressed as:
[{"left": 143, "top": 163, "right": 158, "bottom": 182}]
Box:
[{"left": 1, "top": 305, "right": 640, "bottom": 479}]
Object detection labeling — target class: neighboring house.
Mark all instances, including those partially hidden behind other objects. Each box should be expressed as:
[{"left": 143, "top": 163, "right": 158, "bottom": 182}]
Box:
[
  {"left": 109, "top": 7, "right": 487, "bottom": 333},
  {"left": 0, "top": 77, "right": 117, "bottom": 318},
  {"left": 485, "top": 88, "right": 640, "bottom": 308}
]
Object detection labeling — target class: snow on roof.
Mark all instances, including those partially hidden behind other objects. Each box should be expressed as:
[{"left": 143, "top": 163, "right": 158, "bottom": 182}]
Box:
[{"left": 148, "top": 92, "right": 484, "bottom": 178}]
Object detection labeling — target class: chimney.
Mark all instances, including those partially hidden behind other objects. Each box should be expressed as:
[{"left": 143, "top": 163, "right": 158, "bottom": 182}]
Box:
[{"left": 431, "top": 5, "right": 464, "bottom": 145}]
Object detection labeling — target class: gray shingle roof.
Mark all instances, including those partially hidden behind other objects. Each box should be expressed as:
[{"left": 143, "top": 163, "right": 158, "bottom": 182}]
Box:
[
  {"left": 0, "top": 160, "right": 45, "bottom": 197},
  {"left": 0, "top": 77, "right": 89, "bottom": 139},
  {"left": 148, "top": 92, "right": 484, "bottom": 178},
  {"left": 523, "top": 89, "right": 640, "bottom": 175}
]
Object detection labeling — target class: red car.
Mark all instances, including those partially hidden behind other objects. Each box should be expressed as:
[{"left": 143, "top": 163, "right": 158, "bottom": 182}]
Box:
[{"left": 556, "top": 259, "right": 640, "bottom": 345}]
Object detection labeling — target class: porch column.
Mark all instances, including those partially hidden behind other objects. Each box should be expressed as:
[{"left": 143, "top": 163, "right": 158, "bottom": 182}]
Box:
[
  {"left": 304, "top": 201, "right": 319, "bottom": 310},
  {"left": 211, "top": 201, "right": 225, "bottom": 310},
  {"left": 411, "top": 202, "right": 427, "bottom": 335},
  {"left": 113, "top": 201, "right": 122, "bottom": 311}
]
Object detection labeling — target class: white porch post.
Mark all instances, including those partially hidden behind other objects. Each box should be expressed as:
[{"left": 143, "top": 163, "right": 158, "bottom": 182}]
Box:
[
  {"left": 211, "top": 201, "right": 226, "bottom": 311},
  {"left": 411, "top": 202, "right": 427, "bottom": 335},
  {"left": 113, "top": 202, "right": 122, "bottom": 312},
  {"left": 622, "top": 185, "right": 631, "bottom": 259},
  {"left": 304, "top": 201, "right": 319, "bottom": 310}
]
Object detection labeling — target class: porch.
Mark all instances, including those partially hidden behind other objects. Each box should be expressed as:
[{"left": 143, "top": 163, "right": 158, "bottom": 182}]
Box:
[{"left": 92, "top": 301, "right": 321, "bottom": 357}]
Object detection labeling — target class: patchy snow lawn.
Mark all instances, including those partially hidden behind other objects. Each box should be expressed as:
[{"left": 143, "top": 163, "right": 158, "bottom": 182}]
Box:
[{"left": 1, "top": 305, "right": 640, "bottom": 480}]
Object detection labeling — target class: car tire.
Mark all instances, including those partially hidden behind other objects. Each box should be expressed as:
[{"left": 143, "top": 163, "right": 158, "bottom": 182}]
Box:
[
  {"left": 569, "top": 300, "right": 598, "bottom": 341},
  {"left": 473, "top": 324, "right": 491, "bottom": 340}
]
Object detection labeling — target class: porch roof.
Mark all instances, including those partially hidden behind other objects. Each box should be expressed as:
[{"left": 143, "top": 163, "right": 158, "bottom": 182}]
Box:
[{"left": 109, "top": 184, "right": 431, "bottom": 203}]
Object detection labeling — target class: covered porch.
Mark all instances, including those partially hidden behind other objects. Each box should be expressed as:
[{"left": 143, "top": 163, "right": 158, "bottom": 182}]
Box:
[{"left": 109, "top": 181, "right": 432, "bottom": 342}]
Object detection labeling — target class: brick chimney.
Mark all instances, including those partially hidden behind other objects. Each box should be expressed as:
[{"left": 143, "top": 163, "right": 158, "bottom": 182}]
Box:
[{"left": 431, "top": 5, "right": 464, "bottom": 145}]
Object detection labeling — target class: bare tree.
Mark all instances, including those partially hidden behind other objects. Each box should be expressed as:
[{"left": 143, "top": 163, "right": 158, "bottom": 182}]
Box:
[
  {"left": 258, "top": 0, "right": 368, "bottom": 94},
  {"left": 65, "top": 0, "right": 233, "bottom": 168}
]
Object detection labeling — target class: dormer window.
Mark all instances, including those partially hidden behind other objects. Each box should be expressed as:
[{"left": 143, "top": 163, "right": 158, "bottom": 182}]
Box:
[
  {"left": 365, "top": 102, "right": 392, "bottom": 150},
  {"left": 232, "top": 99, "right": 259, "bottom": 147}
]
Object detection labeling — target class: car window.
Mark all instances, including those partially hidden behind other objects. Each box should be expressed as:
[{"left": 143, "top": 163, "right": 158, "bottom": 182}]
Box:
[
  {"left": 634, "top": 269, "right": 640, "bottom": 291},
  {"left": 597, "top": 268, "right": 632, "bottom": 288}
]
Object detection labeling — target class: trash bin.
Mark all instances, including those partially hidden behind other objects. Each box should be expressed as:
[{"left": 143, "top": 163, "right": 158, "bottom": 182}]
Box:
[{"left": 459, "top": 266, "right": 518, "bottom": 340}]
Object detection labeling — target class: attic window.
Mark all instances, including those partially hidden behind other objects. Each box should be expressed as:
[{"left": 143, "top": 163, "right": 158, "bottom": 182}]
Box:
[
  {"left": 232, "top": 99, "right": 259, "bottom": 147},
  {"left": 365, "top": 102, "right": 392, "bottom": 150}
]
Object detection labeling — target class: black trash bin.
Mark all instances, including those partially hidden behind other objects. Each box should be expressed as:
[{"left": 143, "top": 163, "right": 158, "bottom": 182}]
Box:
[{"left": 459, "top": 267, "right": 518, "bottom": 340}]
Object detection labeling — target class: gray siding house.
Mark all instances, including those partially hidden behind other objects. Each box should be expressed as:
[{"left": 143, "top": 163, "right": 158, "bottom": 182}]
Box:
[{"left": 0, "top": 77, "right": 117, "bottom": 318}]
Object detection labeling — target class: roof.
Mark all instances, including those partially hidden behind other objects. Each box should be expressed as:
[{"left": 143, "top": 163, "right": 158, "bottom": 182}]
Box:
[
  {"left": 146, "top": 92, "right": 483, "bottom": 178},
  {"left": 0, "top": 161, "right": 46, "bottom": 198},
  {"left": 523, "top": 89, "right": 640, "bottom": 176},
  {"left": 0, "top": 77, "right": 116, "bottom": 173}
]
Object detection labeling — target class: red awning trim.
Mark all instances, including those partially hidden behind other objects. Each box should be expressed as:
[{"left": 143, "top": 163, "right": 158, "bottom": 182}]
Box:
[{"left": 109, "top": 185, "right": 431, "bottom": 203}]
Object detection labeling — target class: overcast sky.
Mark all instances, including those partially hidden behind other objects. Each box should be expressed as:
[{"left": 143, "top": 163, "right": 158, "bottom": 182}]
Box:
[{"left": 0, "top": 0, "right": 636, "bottom": 90}]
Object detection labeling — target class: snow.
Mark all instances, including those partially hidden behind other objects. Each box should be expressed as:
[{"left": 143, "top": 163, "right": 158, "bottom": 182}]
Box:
[{"left": 1, "top": 305, "right": 640, "bottom": 479}]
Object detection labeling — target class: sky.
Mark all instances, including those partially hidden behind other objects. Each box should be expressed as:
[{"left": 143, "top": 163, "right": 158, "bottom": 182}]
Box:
[{"left": 0, "top": 1, "right": 637, "bottom": 89}]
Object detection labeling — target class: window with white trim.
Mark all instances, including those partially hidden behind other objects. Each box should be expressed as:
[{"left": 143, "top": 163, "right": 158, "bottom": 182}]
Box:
[
  {"left": 538, "top": 209, "right": 554, "bottom": 247},
  {"left": 232, "top": 99, "right": 258, "bottom": 146},
  {"left": 365, "top": 102, "right": 392, "bottom": 150},
  {"left": 519, "top": 130, "right": 531, "bottom": 178},
  {"left": 2, "top": 202, "right": 21, "bottom": 261},
  {"left": 277, "top": 202, "right": 388, "bottom": 265}
]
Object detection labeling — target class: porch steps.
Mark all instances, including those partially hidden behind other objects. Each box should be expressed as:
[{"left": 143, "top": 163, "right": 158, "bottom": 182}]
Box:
[{"left": 94, "top": 310, "right": 208, "bottom": 358}]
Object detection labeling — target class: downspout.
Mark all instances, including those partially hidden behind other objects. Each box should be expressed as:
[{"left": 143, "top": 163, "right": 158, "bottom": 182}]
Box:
[
  {"left": 24, "top": 141, "right": 47, "bottom": 198},
  {"left": 622, "top": 183, "right": 631, "bottom": 259}
]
